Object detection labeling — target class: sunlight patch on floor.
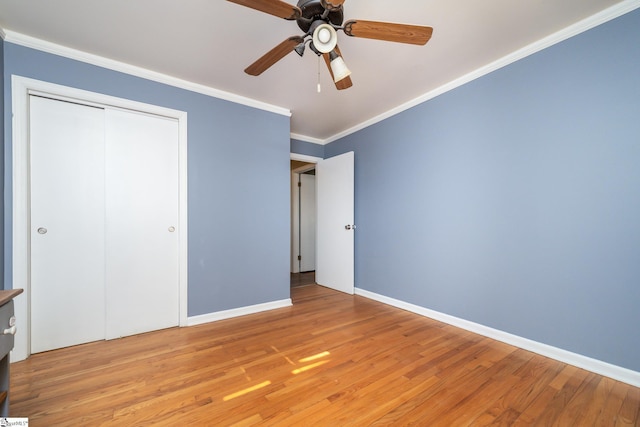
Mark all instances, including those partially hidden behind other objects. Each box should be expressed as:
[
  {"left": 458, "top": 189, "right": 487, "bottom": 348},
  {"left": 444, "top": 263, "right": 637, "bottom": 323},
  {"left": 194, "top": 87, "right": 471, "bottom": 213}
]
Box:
[
  {"left": 299, "top": 351, "right": 331, "bottom": 363},
  {"left": 223, "top": 381, "right": 272, "bottom": 401}
]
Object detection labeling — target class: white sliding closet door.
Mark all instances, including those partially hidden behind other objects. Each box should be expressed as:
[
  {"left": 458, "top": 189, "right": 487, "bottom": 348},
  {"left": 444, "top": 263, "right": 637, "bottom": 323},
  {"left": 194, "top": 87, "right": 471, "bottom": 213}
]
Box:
[
  {"left": 29, "top": 96, "right": 180, "bottom": 353},
  {"left": 30, "top": 96, "right": 107, "bottom": 353},
  {"left": 105, "top": 109, "right": 179, "bottom": 339}
]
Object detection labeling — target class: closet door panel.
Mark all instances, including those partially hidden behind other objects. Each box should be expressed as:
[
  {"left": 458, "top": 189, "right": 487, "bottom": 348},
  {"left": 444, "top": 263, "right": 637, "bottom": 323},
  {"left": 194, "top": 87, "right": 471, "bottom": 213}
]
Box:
[
  {"left": 29, "top": 96, "right": 106, "bottom": 353},
  {"left": 105, "top": 109, "right": 180, "bottom": 339}
]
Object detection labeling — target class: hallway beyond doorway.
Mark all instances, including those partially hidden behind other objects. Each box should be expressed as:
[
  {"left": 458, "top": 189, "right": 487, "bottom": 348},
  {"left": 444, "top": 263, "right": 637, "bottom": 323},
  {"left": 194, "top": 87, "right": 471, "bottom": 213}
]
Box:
[{"left": 291, "top": 271, "right": 315, "bottom": 288}]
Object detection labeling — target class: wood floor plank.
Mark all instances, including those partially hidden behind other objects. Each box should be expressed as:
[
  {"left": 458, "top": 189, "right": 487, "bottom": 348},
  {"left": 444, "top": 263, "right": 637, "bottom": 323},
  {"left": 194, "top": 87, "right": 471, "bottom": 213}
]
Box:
[
  {"left": 525, "top": 365, "right": 593, "bottom": 426},
  {"left": 578, "top": 376, "right": 616, "bottom": 423},
  {"left": 595, "top": 380, "right": 630, "bottom": 425},
  {"left": 9, "top": 284, "right": 640, "bottom": 425},
  {"left": 616, "top": 386, "right": 640, "bottom": 426},
  {"left": 494, "top": 353, "right": 567, "bottom": 417},
  {"left": 554, "top": 372, "right": 602, "bottom": 425},
  {"left": 376, "top": 348, "right": 528, "bottom": 425}
]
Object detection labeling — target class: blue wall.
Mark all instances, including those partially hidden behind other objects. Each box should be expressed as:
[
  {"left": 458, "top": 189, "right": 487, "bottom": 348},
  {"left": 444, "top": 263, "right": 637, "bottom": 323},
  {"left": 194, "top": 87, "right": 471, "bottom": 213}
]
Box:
[
  {"left": 326, "top": 9, "right": 640, "bottom": 371},
  {"left": 291, "top": 138, "right": 324, "bottom": 158},
  {"left": 3, "top": 44, "right": 291, "bottom": 316}
]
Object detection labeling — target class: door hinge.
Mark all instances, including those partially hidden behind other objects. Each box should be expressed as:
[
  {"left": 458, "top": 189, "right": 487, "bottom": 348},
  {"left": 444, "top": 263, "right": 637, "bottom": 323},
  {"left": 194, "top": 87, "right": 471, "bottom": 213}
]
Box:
[
  {"left": 297, "top": 255, "right": 302, "bottom": 261},
  {"left": 298, "top": 181, "right": 301, "bottom": 187}
]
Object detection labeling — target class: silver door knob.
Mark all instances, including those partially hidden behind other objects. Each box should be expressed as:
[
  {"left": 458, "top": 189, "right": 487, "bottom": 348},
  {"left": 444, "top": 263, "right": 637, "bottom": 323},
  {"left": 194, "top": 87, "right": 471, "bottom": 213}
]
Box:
[
  {"left": 168, "top": 226, "right": 176, "bottom": 232},
  {"left": 345, "top": 225, "right": 356, "bottom": 230},
  {"left": 2, "top": 325, "right": 16, "bottom": 336},
  {"left": 3, "top": 316, "right": 17, "bottom": 335},
  {"left": 37, "top": 227, "right": 48, "bottom": 234}
]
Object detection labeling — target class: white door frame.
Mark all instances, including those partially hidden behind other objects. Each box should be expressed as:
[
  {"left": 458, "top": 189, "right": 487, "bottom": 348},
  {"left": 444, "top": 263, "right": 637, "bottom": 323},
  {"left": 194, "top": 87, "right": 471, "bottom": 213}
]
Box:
[
  {"left": 298, "top": 173, "right": 317, "bottom": 273},
  {"left": 289, "top": 153, "right": 322, "bottom": 273},
  {"left": 11, "top": 75, "right": 189, "bottom": 361},
  {"left": 290, "top": 154, "right": 322, "bottom": 163},
  {"left": 291, "top": 170, "right": 317, "bottom": 273}
]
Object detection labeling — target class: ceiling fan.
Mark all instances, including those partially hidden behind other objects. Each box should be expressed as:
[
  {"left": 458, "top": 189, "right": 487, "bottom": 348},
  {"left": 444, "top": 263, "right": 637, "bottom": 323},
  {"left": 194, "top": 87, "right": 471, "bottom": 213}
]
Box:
[{"left": 227, "top": 0, "right": 433, "bottom": 90}]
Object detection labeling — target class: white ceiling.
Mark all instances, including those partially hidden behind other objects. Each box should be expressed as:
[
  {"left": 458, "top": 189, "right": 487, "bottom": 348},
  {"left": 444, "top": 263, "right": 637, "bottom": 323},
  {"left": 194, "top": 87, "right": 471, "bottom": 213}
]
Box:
[{"left": 0, "top": 0, "right": 635, "bottom": 143}]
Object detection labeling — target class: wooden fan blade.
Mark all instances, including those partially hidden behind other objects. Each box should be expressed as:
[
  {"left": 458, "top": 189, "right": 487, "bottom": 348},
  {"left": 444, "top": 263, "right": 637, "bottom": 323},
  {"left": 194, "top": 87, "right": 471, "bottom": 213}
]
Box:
[
  {"left": 245, "top": 36, "right": 304, "bottom": 76},
  {"left": 343, "top": 20, "right": 433, "bottom": 45},
  {"left": 322, "top": 46, "right": 353, "bottom": 90},
  {"left": 227, "top": 0, "right": 301, "bottom": 20}
]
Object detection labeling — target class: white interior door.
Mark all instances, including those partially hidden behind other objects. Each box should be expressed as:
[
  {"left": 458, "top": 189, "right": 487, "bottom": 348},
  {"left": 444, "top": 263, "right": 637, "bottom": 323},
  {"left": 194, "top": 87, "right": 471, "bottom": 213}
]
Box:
[
  {"left": 316, "top": 151, "right": 355, "bottom": 294},
  {"left": 299, "top": 173, "right": 316, "bottom": 272},
  {"left": 105, "top": 109, "right": 179, "bottom": 339},
  {"left": 29, "top": 96, "right": 107, "bottom": 353},
  {"left": 29, "top": 97, "right": 180, "bottom": 352}
]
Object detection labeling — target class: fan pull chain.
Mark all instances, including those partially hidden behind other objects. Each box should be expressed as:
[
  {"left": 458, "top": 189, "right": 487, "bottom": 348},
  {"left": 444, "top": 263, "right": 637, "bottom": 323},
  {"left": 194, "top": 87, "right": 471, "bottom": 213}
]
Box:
[{"left": 317, "top": 55, "right": 322, "bottom": 93}]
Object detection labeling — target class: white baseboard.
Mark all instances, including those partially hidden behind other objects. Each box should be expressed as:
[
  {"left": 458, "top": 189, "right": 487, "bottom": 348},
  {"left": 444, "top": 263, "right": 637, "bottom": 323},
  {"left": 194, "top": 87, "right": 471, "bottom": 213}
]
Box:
[
  {"left": 187, "top": 298, "right": 292, "bottom": 326},
  {"left": 355, "top": 288, "right": 640, "bottom": 388}
]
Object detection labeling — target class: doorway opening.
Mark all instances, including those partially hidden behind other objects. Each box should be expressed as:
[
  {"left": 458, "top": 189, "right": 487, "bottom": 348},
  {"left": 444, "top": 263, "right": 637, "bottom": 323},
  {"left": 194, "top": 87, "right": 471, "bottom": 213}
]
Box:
[
  {"left": 291, "top": 159, "right": 317, "bottom": 288},
  {"left": 289, "top": 151, "right": 355, "bottom": 295}
]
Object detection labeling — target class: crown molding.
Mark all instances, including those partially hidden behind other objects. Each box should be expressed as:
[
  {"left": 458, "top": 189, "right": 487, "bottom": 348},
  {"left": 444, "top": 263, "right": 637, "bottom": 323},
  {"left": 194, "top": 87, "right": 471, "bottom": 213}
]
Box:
[
  {"left": 5, "top": 0, "right": 639, "bottom": 143},
  {"left": 320, "top": 0, "right": 640, "bottom": 145},
  {"left": 3, "top": 30, "right": 291, "bottom": 118},
  {"left": 290, "top": 133, "right": 325, "bottom": 145}
]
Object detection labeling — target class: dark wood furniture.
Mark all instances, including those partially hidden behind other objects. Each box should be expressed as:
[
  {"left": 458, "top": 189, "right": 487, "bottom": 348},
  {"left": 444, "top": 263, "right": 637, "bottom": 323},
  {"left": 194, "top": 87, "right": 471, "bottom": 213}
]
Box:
[{"left": 0, "top": 289, "right": 23, "bottom": 416}]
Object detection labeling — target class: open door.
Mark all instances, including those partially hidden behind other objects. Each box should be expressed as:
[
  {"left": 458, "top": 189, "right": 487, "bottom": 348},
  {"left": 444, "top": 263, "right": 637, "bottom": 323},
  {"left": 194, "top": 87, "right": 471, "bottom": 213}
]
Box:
[{"left": 316, "top": 151, "right": 355, "bottom": 294}]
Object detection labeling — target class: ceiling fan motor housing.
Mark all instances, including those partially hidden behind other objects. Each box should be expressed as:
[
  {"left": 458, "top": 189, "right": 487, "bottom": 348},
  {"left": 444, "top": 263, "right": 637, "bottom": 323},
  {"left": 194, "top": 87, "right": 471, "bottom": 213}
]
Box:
[{"left": 296, "top": 0, "right": 343, "bottom": 33}]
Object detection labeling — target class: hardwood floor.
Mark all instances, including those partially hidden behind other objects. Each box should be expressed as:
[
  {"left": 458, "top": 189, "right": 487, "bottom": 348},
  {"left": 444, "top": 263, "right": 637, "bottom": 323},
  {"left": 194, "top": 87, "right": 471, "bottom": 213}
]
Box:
[
  {"left": 290, "top": 271, "right": 316, "bottom": 288},
  {"left": 10, "top": 285, "right": 640, "bottom": 426}
]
